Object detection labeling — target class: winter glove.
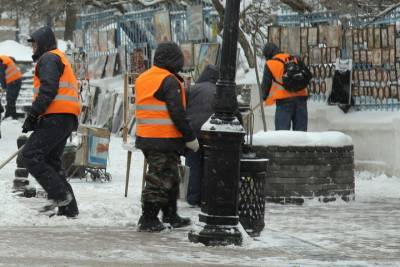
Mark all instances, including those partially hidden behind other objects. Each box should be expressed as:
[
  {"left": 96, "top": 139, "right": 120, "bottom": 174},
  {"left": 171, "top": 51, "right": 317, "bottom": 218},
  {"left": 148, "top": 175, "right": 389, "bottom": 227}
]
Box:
[
  {"left": 22, "top": 113, "right": 38, "bottom": 133},
  {"left": 185, "top": 138, "right": 199, "bottom": 152}
]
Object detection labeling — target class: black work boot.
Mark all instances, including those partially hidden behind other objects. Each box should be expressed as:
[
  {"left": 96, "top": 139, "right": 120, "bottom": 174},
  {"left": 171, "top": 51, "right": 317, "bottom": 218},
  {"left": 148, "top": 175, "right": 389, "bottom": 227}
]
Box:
[
  {"left": 57, "top": 183, "right": 79, "bottom": 218},
  {"left": 4, "top": 105, "right": 17, "bottom": 119},
  {"left": 162, "top": 199, "right": 191, "bottom": 228},
  {"left": 137, "top": 202, "right": 166, "bottom": 232}
]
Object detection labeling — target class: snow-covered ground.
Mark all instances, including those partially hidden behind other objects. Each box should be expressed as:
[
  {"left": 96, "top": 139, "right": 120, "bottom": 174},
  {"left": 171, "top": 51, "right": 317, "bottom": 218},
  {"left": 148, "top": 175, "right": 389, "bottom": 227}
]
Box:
[{"left": 0, "top": 119, "right": 399, "bottom": 266}]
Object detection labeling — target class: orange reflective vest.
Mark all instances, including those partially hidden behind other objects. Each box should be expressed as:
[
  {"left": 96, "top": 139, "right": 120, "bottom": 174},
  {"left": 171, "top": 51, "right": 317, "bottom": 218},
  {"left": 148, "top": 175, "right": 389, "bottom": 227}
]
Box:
[
  {"left": 264, "top": 53, "right": 308, "bottom": 106},
  {"left": 0, "top": 55, "right": 22, "bottom": 84},
  {"left": 33, "top": 49, "right": 81, "bottom": 116},
  {"left": 135, "top": 66, "right": 186, "bottom": 138}
]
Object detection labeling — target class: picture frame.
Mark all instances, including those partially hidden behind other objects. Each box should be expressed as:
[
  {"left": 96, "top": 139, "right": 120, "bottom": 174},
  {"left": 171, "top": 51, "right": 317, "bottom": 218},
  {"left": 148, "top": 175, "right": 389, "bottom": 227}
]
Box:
[
  {"left": 105, "top": 53, "right": 117, "bottom": 78},
  {"left": 287, "top": 27, "right": 301, "bottom": 55},
  {"left": 130, "top": 47, "right": 148, "bottom": 74},
  {"left": 196, "top": 43, "right": 220, "bottom": 78},
  {"left": 388, "top": 25, "right": 395, "bottom": 48},
  {"left": 154, "top": 10, "right": 172, "bottom": 43},
  {"left": 367, "top": 27, "right": 374, "bottom": 49},
  {"left": 90, "top": 30, "right": 99, "bottom": 52},
  {"left": 374, "top": 27, "right": 381, "bottom": 49},
  {"left": 307, "top": 27, "right": 318, "bottom": 46},
  {"left": 180, "top": 43, "right": 194, "bottom": 71},
  {"left": 268, "top": 26, "right": 281, "bottom": 47},
  {"left": 73, "top": 30, "right": 84, "bottom": 48},
  {"left": 280, "top": 27, "right": 289, "bottom": 53},
  {"left": 300, "top": 27, "right": 308, "bottom": 54},
  {"left": 98, "top": 30, "right": 108, "bottom": 52},
  {"left": 187, "top": 5, "right": 204, "bottom": 41},
  {"left": 107, "top": 29, "right": 116, "bottom": 50}
]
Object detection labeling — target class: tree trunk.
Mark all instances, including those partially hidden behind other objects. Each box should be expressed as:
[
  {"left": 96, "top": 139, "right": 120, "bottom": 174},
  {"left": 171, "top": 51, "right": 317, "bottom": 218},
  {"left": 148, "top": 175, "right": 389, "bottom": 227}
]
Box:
[
  {"left": 64, "top": 0, "right": 78, "bottom": 41},
  {"left": 210, "top": 0, "right": 255, "bottom": 68}
]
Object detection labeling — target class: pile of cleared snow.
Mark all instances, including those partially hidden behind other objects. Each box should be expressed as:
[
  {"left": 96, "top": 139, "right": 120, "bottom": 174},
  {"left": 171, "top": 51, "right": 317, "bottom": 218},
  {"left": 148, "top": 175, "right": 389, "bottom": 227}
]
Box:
[
  {"left": 0, "top": 40, "right": 32, "bottom": 62},
  {"left": 252, "top": 130, "right": 353, "bottom": 147}
]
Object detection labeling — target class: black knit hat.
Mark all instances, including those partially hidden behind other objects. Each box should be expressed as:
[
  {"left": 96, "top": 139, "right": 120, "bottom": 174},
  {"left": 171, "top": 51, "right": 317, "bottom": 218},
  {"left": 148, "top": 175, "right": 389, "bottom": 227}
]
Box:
[{"left": 262, "top": 42, "right": 280, "bottom": 60}]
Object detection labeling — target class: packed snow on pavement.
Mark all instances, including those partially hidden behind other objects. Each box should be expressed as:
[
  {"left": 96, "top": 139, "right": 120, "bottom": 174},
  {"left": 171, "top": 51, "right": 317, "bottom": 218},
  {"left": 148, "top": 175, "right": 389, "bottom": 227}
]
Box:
[{"left": 0, "top": 119, "right": 399, "bottom": 267}]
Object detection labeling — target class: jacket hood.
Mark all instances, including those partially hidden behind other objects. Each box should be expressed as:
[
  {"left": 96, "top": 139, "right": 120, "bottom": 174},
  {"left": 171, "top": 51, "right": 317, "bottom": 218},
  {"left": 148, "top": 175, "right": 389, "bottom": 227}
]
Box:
[
  {"left": 30, "top": 26, "right": 57, "bottom": 62},
  {"left": 262, "top": 42, "right": 280, "bottom": 60},
  {"left": 196, "top": 64, "right": 219, "bottom": 84},
  {"left": 153, "top": 42, "right": 184, "bottom": 74}
]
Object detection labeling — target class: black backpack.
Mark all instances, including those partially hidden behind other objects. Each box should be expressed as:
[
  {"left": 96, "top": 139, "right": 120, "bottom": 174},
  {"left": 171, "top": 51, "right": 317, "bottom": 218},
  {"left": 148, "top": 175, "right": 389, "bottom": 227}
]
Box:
[{"left": 272, "top": 56, "right": 312, "bottom": 92}]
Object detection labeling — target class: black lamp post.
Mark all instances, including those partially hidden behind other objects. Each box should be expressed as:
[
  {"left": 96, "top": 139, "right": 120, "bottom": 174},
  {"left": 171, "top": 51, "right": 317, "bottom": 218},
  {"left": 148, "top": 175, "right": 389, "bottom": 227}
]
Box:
[{"left": 188, "top": 0, "right": 245, "bottom": 246}]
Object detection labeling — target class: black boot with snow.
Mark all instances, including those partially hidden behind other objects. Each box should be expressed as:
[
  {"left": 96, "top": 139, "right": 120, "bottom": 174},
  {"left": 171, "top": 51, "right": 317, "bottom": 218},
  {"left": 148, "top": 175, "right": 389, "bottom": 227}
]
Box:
[
  {"left": 57, "top": 182, "right": 79, "bottom": 218},
  {"left": 162, "top": 199, "right": 191, "bottom": 228},
  {"left": 137, "top": 202, "right": 166, "bottom": 232}
]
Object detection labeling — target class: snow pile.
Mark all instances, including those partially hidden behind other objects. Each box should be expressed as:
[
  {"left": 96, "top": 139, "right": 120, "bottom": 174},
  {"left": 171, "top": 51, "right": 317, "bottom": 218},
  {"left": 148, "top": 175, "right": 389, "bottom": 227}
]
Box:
[
  {"left": 0, "top": 40, "right": 33, "bottom": 62},
  {"left": 252, "top": 130, "right": 353, "bottom": 147}
]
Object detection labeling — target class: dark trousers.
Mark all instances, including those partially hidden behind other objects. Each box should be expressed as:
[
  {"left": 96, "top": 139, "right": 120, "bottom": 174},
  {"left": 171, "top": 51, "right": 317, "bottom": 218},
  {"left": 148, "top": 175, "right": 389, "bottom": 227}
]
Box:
[
  {"left": 20, "top": 114, "right": 78, "bottom": 200},
  {"left": 185, "top": 149, "right": 202, "bottom": 205},
  {"left": 6, "top": 79, "right": 22, "bottom": 108},
  {"left": 275, "top": 97, "right": 308, "bottom": 131}
]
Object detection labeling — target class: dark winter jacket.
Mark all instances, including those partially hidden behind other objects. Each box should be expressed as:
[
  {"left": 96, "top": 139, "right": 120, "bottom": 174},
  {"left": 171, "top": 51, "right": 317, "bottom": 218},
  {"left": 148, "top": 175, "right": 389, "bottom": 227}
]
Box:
[
  {"left": 29, "top": 26, "right": 65, "bottom": 117},
  {"left": 261, "top": 43, "right": 280, "bottom": 100},
  {"left": 135, "top": 42, "right": 195, "bottom": 153},
  {"left": 186, "top": 64, "right": 219, "bottom": 137},
  {"left": 0, "top": 61, "right": 6, "bottom": 89}
]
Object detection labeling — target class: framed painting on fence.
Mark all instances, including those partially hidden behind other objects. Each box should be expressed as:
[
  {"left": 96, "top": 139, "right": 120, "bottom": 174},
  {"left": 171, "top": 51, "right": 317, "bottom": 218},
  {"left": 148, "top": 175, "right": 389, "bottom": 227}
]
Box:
[
  {"left": 130, "top": 47, "right": 148, "bottom": 74},
  {"left": 287, "top": 27, "right": 300, "bottom": 55},
  {"left": 280, "top": 27, "right": 289, "bottom": 53},
  {"left": 372, "top": 49, "right": 382, "bottom": 66},
  {"left": 94, "top": 55, "right": 108, "bottom": 79},
  {"left": 98, "top": 30, "right": 108, "bottom": 52},
  {"left": 88, "top": 57, "right": 97, "bottom": 80},
  {"left": 187, "top": 5, "right": 204, "bottom": 41},
  {"left": 105, "top": 54, "right": 117, "bottom": 78},
  {"left": 90, "top": 30, "right": 99, "bottom": 52},
  {"left": 196, "top": 43, "right": 220, "bottom": 77},
  {"left": 180, "top": 43, "right": 194, "bottom": 71},
  {"left": 154, "top": 10, "right": 172, "bottom": 43},
  {"left": 268, "top": 26, "right": 280, "bottom": 47},
  {"left": 118, "top": 46, "right": 127, "bottom": 74},
  {"left": 388, "top": 25, "right": 395, "bottom": 48},
  {"left": 193, "top": 43, "right": 201, "bottom": 67},
  {"left": 73, "top": 30, "right": 84, "bottom": 48},
  {"left": 107, "top": 29, "right": 116, "bottom": 50},
  {"left": 307, "top": 27, "right": 318, "bottom": 46},
  {"left": 374, "top": 27, "right": 381, "bottom": 48},
  {"left": 300, "top": 27, "right": 308, "bottom": 54},
  {"left": 367, "top": 27, "right": 374, "bottom": 49},
  {"left": 381, "top": 27, "right": 388, "bottom": 48},
  {"left": 382, "top": 49, "right": 390, "bottom": 64}
]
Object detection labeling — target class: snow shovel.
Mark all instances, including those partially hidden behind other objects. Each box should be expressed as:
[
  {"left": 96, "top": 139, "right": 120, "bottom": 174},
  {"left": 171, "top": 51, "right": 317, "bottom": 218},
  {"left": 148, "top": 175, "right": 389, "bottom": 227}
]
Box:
[{"left": 0, "top": 145, "right": 24, "bottom": 171}]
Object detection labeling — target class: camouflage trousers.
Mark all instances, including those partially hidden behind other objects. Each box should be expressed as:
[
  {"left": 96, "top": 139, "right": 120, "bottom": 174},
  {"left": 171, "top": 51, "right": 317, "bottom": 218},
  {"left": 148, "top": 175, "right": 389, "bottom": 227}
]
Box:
[{"left": 141, "top": 150, "right": 180, "bottom": 204}]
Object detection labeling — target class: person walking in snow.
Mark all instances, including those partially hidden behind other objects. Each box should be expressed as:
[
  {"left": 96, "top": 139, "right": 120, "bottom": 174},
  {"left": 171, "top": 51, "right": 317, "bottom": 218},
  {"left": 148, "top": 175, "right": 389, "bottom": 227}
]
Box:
[
  {"left": 185, "top": 64, "right": 219, "bottom": 207},
  {"left": 135, "top": 41, "right": 199, "bottom": 232},
  {"left": 0, "top": 55, "right": 22, "bottom": 119},
  {"left": 19, "top": 26, "right": 80, "bottom": 218},
  {"left": 261, "top": 42, "right": 309, "bottom": 131}
]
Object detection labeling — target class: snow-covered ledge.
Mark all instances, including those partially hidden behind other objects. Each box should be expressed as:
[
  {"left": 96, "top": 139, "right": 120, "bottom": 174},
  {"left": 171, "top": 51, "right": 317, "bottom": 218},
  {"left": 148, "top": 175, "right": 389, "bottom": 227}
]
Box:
[{"left": 251, "top": 131, "right": 355, "bottom": 204}]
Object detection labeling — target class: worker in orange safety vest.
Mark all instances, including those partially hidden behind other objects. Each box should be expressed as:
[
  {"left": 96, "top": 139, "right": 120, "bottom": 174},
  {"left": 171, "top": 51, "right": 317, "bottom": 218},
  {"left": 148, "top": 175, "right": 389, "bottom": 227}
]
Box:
[
  {"left": 0, "top": 54, "right": 22, "bottom": 119},
  {"left": 261, "top": 43, "right": 308, "bottom": 131}
]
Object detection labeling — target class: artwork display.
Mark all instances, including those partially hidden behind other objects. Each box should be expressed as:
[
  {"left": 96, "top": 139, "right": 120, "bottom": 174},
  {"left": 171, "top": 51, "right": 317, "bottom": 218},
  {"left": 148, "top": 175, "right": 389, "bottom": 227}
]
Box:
[
  {"left": 130, "top": 47, "right": 148, "bottom": 74},
  {"left": 196, "top": 43, "right": 220, "bottom": 77},
  {"left": 98, "top": 30, "right": 108, "bottom": 52},
  {"left": 105, "top": 54, "right": 117, "bottom": 78},
  {"left": 187, "top": 5, "right": 204, "bottom": 41},
  {"left": 154, "top": 10, "right": 171, "bottom": 43},
  {"left": 73, "top": 30, "right": 84, "bottom": 48},
  {"left": 90, "top": 31, "right": 99, "bottom": 52},
  {"left": 180, "top": 43, "right": 194, "bottom": 70},
  {"left": 107, "top": 29, "right": 116, "bottom": 50},
  {"left": 268, "top": 26, "right": 280, "bottom": 47}
]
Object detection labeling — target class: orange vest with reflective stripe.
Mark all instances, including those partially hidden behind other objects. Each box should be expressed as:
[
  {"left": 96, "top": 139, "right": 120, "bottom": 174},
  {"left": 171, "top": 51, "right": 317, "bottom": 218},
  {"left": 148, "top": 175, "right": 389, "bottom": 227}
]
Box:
[
  {"left": 264, "top": 53, "right": 308, "bottom": 106},
  {"left": 33, "top": 49, "right": 81, "bottom": 116},
  {"left": 135, "top": 66, "right": 186, "bottom": 138},
  {"left": 0, "top": 55, "right": 22, "bottom": 84}
]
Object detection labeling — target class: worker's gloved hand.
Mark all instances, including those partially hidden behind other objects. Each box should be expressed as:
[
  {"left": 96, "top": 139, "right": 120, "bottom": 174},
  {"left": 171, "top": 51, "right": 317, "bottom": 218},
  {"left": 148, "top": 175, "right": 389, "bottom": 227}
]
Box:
[
  {"left": 185, "top": 138, "right": 199, "bottom": 152},
  {"left": 22, "top": 113, "right": 38, "bottom": 133}
]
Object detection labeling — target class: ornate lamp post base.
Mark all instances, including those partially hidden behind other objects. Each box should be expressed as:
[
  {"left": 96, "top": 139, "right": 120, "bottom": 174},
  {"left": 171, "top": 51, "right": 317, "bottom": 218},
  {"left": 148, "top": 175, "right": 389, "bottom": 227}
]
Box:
[
  {"left": 188, "top": 116, "right": 244, "bottom": 246},
  {"left": 188, "top": 218, "right": 242, "bottom": 246}
]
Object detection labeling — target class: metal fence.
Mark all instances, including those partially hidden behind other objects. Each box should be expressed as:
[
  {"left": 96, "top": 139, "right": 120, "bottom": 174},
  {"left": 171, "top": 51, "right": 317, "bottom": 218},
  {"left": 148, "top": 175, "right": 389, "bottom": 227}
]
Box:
[{"left": 75, "top": 2, "right": 218, "bottom": 72}]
